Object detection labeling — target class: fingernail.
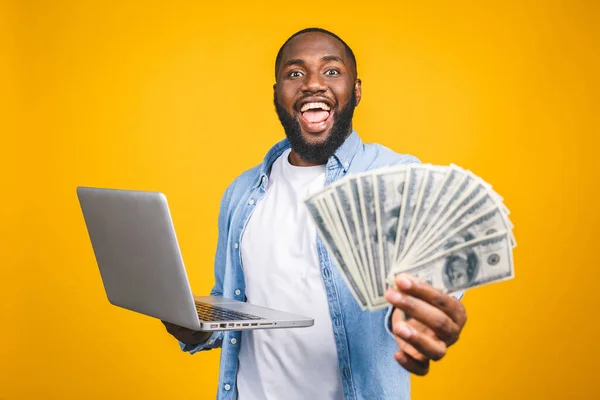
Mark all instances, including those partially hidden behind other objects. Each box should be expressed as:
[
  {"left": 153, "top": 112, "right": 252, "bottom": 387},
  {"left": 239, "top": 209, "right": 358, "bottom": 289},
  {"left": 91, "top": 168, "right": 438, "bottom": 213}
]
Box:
[
  {"left": 395, "top": 322, "right": 412, "bottom": 339},
  {"left": 397, "top": 275, "right": 412, "bottom": 290}
]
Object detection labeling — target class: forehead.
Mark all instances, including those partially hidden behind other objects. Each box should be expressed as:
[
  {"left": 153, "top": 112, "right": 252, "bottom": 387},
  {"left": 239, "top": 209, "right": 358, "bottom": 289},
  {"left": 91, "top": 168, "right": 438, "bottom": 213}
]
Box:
[
  {"left": 279, "top": 32, "right": 348, "bottom": 64},
  {"left": 450, "top": 259, "right": 466, "bottom": 267}
]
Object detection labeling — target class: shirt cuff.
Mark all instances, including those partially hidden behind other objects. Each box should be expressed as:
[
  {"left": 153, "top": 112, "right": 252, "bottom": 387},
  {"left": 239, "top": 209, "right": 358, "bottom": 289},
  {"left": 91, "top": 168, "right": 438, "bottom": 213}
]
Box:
[
  {"left": 178, "top": 331, "right": 223, "bottom": 355},
  {"left": 384, "top": 305, "right": 400, "bottom": 340}
]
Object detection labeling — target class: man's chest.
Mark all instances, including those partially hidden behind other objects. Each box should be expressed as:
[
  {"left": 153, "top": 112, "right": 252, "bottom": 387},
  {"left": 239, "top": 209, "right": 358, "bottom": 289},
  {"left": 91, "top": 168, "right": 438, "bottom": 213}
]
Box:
[{"left": 239, "top": 174, "right": 326, "bottom": 292}]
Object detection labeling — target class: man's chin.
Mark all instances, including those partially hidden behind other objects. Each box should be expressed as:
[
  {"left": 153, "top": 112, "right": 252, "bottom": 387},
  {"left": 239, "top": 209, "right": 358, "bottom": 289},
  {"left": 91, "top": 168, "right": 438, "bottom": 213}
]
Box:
[{"left": 298, "top": 127, "right": 333, "bottom": 145}]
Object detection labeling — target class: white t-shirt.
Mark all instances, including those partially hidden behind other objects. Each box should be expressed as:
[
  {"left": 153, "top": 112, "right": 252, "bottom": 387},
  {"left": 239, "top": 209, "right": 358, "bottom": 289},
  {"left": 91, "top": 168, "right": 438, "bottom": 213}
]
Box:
[{"left": 236, "top": 148, "right": 344, "bottom": 400}]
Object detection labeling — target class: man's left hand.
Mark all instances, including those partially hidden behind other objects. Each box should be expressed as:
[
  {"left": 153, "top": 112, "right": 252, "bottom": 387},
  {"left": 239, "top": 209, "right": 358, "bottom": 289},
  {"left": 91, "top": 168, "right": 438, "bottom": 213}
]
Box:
[{"left": 384, "top": 273, "right": 467, "bottom": 376}]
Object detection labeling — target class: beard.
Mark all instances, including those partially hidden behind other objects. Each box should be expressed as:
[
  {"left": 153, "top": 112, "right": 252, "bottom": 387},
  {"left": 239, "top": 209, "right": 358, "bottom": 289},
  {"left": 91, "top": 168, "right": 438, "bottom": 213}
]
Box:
[{"left": 274, "top": 92, "right": 357, "bottom": 164}]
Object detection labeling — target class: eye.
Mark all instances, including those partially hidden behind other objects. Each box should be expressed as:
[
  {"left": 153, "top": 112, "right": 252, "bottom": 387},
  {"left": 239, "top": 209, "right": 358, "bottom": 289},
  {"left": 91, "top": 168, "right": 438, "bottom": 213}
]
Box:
[
  {"left": 288, "top": 70, "right": 303, "bottom": 78},
  {"left": 325, "top": 69, "right": 340, "bottom": 76}
]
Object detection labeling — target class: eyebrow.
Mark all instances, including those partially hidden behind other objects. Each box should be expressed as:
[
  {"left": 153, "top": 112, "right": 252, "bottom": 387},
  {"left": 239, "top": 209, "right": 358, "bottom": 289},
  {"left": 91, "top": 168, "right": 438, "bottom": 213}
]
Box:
[
  {"left": 322, "top": 55, "right": 345, "bottom": 64},
  {"left": 282, "top": 55, "right": 346, "bottom": 69}
]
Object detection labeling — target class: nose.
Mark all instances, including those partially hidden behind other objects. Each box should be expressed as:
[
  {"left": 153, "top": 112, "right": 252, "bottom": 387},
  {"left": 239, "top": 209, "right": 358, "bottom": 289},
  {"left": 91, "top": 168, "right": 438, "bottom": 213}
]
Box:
[{"left": 301, "top": 71, "right": 327, "bottom": 94}]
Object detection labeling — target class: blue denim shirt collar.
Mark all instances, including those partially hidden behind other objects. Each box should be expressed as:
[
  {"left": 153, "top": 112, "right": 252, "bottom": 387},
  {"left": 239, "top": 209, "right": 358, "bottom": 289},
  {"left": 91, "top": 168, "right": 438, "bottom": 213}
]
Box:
[{"left": 254, "top": 130, "right": 362, "bottom": 189}]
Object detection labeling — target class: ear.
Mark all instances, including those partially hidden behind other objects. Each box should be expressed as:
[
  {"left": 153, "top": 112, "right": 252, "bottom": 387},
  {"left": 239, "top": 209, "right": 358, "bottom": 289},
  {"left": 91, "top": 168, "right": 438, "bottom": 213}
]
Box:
[
  {"left": 354, "top": 79, "right": 362, "bottom": 106},
  {"left": 273, "top": 84, "right": 277, "bottom": 102}
]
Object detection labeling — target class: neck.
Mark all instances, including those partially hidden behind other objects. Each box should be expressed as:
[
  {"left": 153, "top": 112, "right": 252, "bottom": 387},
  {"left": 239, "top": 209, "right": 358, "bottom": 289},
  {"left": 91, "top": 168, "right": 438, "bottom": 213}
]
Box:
[{"left": 287, "top": 150, "right": 325, "bottom": 167}]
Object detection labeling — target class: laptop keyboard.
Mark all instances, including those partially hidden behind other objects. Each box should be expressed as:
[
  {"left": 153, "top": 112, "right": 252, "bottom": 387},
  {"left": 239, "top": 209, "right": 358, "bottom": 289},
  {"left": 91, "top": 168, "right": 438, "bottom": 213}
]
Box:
[{"left": 194, "top": 302, "right": 265, "bottom": 322}]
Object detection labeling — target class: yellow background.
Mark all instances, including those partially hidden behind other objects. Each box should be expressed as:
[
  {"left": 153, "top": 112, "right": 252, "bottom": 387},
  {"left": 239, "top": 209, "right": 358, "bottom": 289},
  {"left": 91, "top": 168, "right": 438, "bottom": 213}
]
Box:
[{"left": 2, "top": 0, "right": 599, "bottom": 399}]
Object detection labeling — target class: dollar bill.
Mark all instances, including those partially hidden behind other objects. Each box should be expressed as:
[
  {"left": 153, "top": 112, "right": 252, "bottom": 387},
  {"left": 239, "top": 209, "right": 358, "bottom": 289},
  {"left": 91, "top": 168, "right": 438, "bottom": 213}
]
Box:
[
  {"left": 390, "top": 231, "right": 514, "bottom": 294},
  {"left": 400, "top": 166, "right": 447, "bottom": 260},
  {"left": 406, "top": 166, "right": 460, "bottom": 259},
  {"left": 413, "top": 170, "right": 477, "bottom": 254},
  {"left": 348, "top": 177, "right": 379, "bottom": 304},
  {"left": 374, "top": 166, "right": 408, "bottom": 277},
  {"left": 393, "top": 166, "right": 426, "bottom": 264},
  {"left": 331, "top": 183, "right": 376, "bottom": 304},
  {"left": 304, "top": 163, "right": 516, "bottom": 311},
  {"left": 305, "top": 195, "right": 369, "bottom": 309},
  {"left": 357, "top": 174, "right": 386, "bottom": 302},
  {"left": 410, "top": 179, "right": 488, "bottom": 256},
  {"left": 413, "top": 205, "right": 512, "bottom": 264}
]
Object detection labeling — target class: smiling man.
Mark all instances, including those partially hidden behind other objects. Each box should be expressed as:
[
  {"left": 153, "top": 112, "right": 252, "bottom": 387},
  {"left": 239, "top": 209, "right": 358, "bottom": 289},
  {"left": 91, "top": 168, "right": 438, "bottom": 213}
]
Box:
[{"left": 163, "top": 27, "right": 467, "bottom": 400}]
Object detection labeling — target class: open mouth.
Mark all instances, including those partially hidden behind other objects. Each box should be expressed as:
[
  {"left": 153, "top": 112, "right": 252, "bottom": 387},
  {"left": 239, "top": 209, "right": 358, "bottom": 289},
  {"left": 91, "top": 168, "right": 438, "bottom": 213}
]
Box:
[{"left": 297, "top": 101, "right": 333, "bottom": 134}]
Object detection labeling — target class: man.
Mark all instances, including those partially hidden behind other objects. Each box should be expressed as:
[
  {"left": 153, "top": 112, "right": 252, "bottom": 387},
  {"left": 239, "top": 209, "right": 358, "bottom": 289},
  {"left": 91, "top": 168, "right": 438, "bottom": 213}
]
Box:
[{"left": 163, "top": 27, "right": 467, "bottom": 400}]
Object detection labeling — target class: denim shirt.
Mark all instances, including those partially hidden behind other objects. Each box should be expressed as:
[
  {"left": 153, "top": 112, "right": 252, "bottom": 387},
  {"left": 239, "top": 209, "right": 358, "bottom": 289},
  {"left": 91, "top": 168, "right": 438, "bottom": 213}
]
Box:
[{"left": 180, "top": 131, "right": 423, "bottom": 399}]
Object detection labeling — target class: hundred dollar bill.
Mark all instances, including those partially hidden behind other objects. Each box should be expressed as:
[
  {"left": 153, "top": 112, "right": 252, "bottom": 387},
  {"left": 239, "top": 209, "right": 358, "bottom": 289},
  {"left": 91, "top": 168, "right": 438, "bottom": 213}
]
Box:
[
  {"left": 374, "top": 166, "right": 408, "bottom": 279},
  {"left": 389, "top": 230, "right": 514, "bottom": 294},
  {"left": 407, "top": 166, "right": 460, "bottom": 257},
  {"left": 399, "top": 166, "right": 430, "bottom": 259},
  {"left": 393, "top": 166, "right": 426, "bottom": 264},
  {"left": 401, "top": 166, "right": 447, "bottom": 259},
  {"left": 348, "top": 177, "right": 379, "bottom": 304},
  {"left": 358, "top": 174, "right": 386, "bottom": 303},
  {"left": 413, "top": 185, "right": 515, "bottom": 260},
  {"left": 331, "top": 183, "right": 376, "bottom": 304},
  {"left": 461, "top": 166, "right": 511, "bottom": 217},
  {"left": 414, "top": 170, "right": 477, "bottom": 254},
  {"left": 411, "top": 179, "right": 488, "bottom": 256},
  {"left": 305, "top": 195, "right": 370, "bottom": 309},
  {"left": 322, "top": 191, "right": 365, "bottom": 286},
  {"left": 412, "top": 205, "right": 512, "bottom": 264}
]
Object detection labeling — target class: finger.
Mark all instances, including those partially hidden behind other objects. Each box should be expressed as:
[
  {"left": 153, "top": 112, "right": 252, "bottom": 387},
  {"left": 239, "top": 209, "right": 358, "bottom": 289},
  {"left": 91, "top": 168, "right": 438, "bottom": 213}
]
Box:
[
  {"left": 403, "top": 318, "right": 439, "bottom": 359},
  {"left": 394, "top": 349, "right": 430, "bottom": 376},
  {"left": 406, "top": 317, "right": 436, "bottom": 338},
  {"left": 396, "top": 337, "right": 428, "bottom": 362},
  {"left": 394, "top": 317, "right": 436, "bottom": 362},
  {"left": 393, "top": 321, "right": 447, "bottom": 361},
  {"left": 386, "top": 289, "right": 460, "bottom": 344},
  {"left": 394, "top": 274, "right": 467, "bottom": 328}
]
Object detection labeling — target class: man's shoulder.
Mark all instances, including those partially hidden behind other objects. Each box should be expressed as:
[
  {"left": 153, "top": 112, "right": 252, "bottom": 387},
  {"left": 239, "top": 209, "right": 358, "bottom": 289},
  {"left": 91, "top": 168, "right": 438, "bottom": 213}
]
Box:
[
  {"left": 358, "top": 141, "right": 421, "bottom": 170},
  {"left": 223, "top": 164, "right": 262, "bottom": 200},
  {"left": 222, "top": 137, "right": 290, "bottom": 200}
]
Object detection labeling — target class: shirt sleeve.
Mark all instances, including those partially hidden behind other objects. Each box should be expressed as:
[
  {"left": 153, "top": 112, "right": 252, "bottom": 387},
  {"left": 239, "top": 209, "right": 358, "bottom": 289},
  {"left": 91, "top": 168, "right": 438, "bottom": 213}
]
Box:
[{"left": 179, "top": 331, "right": 225, "bottom": 354}]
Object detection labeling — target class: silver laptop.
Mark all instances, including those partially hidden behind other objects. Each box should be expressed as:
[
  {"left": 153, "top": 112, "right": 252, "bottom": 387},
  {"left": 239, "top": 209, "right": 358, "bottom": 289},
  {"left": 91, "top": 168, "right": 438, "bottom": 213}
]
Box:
[{"left": 76, "top": 186, "right": 314, "bottom": 332}]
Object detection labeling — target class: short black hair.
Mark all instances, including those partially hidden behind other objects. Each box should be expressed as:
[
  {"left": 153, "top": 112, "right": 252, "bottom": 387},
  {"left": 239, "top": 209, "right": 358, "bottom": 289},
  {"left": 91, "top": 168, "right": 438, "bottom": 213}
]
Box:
[{"left": 274, "top": 27, "right": 357, "bottom": 79}]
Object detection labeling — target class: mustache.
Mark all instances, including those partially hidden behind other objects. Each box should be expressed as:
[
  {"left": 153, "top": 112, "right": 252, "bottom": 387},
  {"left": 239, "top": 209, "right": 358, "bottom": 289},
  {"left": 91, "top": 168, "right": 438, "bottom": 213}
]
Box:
[{"left": 293, "top": 96, "right": 336, "bottom": 110}]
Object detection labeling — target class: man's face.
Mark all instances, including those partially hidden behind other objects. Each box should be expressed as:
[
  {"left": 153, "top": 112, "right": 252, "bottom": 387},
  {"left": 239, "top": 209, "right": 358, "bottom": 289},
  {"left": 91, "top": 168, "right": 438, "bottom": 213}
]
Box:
[
  {"left": 274, "top": 32, "right": 362, "bottom": 164},
  {"left": 448, "top": 259, "right": 469, "bottom": 287}
]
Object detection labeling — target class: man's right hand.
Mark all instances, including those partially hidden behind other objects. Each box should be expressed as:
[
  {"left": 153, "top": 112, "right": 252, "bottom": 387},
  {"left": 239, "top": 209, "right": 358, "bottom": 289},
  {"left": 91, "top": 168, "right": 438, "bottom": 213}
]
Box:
[{"left": 161, "top": 320, "right": 213, "bottom": 346}]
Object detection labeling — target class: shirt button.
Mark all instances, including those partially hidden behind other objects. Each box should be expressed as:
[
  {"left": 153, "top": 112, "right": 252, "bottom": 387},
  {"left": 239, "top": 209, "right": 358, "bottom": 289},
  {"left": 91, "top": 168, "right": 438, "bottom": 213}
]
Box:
[
  {"left": 234, "top": 242, "right": 239, "bottom": 249},
  {"left": 343, "top": 368, "right": 350, "bottom": 378},
  {"left": 224, "top": 384, "right": 231, "bottom": 391},
  {"left": 323, "top": 268, "right": 331, "bottom": 278},
  {"left": 248, "top": 199, "right": 255, "bottom": 205},
  {"left": 235, "top": 289, "right": 241, "bottom": 296},
  {"left": 230, "top": 338, "right": 237, "bottom": 345}
]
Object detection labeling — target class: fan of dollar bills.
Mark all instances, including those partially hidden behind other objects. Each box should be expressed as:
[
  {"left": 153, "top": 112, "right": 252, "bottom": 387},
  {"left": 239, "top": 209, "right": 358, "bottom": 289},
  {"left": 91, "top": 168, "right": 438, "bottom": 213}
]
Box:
[{"left": 304, "top": 163, "right": 516, "bottom": 311}]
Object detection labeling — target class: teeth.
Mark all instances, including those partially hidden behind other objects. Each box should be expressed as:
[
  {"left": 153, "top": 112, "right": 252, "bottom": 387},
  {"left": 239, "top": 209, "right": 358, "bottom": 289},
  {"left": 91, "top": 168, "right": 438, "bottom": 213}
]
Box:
[{"left": 300, "top": 102, "right": 331, "bottom": 112}]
